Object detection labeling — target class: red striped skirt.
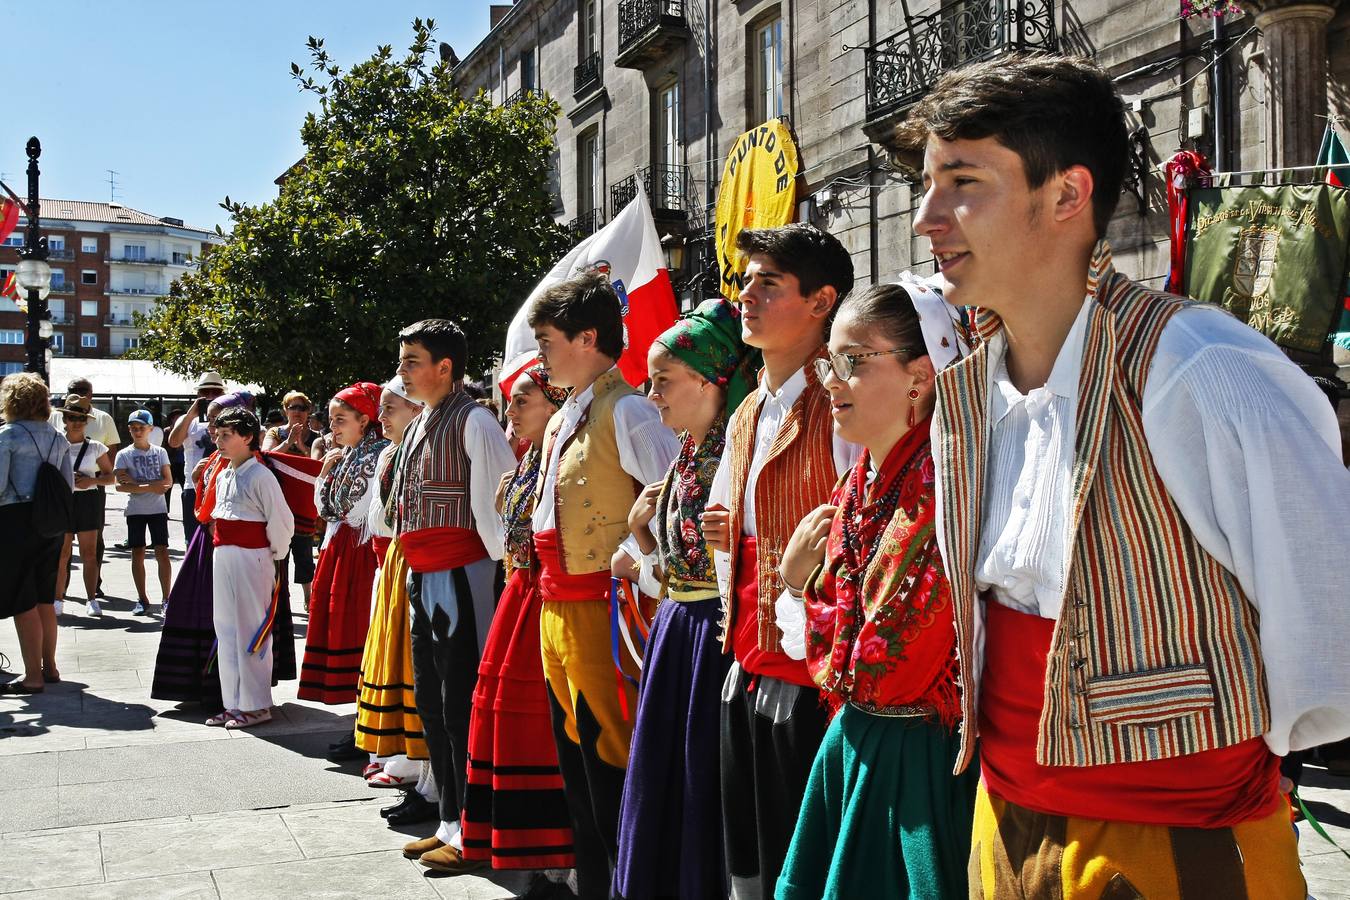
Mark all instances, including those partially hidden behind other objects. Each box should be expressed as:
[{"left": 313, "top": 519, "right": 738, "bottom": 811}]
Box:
[
  {"left": 460, "top": 566, "right": 575, "bottom": 869},
  {"left": 298, "top": 522, "right": 377, "bottom": 705}
]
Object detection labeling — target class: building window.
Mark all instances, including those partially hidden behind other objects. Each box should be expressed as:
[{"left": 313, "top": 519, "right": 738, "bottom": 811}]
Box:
[
  {"left": 82, "top": 300, "right": 98, "bottom": 317},
  {"left": 81, "top": 333, "right": 97, "bottom": 349},
  {"left": 82, "top": 270, "right": 97, "bottom": 285},
  {"left": 49, "top": 236, "right": 65, "bottom": 252},
  {"left": 0, "top": 330, "right": 23, "bottom": 345},
  {"left": 123, "top": 336, "right": 142, "bottom": 352},
  {"left": 581, "top": 0, "right": 599, "bottom": 57},
  {"left": 656, "top": 81, "right": 682, "bottom": 210},
  {"left": 81, "top": 236, "right": 98, "bottom": 253},
  {"left": 752, "top": 15, "right": 784, "bottom": 123},
  {"left": 51, "top": 269, "right": 65, "bottom": 288},
  {"left": 123, "top": 244, "right": 147, "bottom": 261},
  {"left": 50, "top": 332, "right": 64, "bottom": 351},
  {"left": 520, "top": 47, "right": 536, "bottom": 93},
  {"left": 2, "top": 233, "right": 23, "bottom": 247},
  {"left": 0, "top": 362, "right": 21, "bottom": 375},
  {"left": 578, "top": 127, "right": 601, "bottom": 216}
]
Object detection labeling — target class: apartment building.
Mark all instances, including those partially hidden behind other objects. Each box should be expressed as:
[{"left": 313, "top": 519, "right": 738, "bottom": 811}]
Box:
[
  {"left": 0, "top": 200, "right": 216, "bottom": 374},
  {"left": 452, "top": 0, "right": 1348, "bottom": 304}
]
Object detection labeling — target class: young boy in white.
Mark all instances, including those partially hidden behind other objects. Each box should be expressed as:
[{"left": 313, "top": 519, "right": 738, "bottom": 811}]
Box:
[
  {"left": 114, "top": 410, "right": 173, "bottom": 615},
  {"left": 207, "top": 408, "right": 294, "bottom": 729}
]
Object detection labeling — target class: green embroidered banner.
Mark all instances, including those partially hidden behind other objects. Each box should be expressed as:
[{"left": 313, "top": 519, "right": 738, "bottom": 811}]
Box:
[{"left": 1184, "top": 181, "right": 1350, "bottom": 356}]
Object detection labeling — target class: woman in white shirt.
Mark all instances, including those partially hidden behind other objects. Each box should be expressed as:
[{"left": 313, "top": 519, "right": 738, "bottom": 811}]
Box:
[{"left": 55, "top": 395, "right": 114, "bottom": 618}]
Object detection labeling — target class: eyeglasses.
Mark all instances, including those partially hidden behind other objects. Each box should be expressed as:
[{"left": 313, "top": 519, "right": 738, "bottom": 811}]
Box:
[
  {"left": 61, "top": 413, "right": 89, "bottom": 423},
  {"left": 285, "top": 405, "right": 309, "bottom": 412},
  {"left": 813, "top": 348, "right": 917, "bottom": 383}
]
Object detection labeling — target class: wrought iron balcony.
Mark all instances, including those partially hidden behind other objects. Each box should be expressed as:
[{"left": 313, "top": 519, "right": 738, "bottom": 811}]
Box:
[
  {"left": 48, "top": 248, "right": 75, "bottom": 261},
  {"left": 107, "top": 255, "right": 171, "bottom": 266},
  {"left": 49, "top": 312, "right": 75, "bottom": 325},
  {"left": 574, "top": 52, "right": 603, "bottom": 97},
  {"left": 504, "top": 86, "right": 537, "bottom": 106},
  {"left": 569, "top": 208, "right": 603, "bottom": 238},
  {"left": 49, "top": 282, "right": 76, "bottom": 295},
  {"left": 609, "top": 164, "right": 692, "bottom": 219},
  {"left": 864, "top": 0, "right": 1057, "bottom": 126},
  {"left": 616, "top": 0, "right": 688, "bottom": 69}
]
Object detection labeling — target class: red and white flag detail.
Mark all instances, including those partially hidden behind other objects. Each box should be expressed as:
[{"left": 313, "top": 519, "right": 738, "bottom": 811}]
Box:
[{"left": 499, "top": 188, "right": 679, "bottom": 395}]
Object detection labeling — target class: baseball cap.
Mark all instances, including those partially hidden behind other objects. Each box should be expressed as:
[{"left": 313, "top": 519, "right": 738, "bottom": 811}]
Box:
[{"left": 127, "top": 409, "right": 155, "bottom": 427}]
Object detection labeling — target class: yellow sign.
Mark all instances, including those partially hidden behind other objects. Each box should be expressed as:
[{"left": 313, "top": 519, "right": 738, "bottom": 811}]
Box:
[{"left": 714, "top": 119, "right": 800, "bottom": 302}]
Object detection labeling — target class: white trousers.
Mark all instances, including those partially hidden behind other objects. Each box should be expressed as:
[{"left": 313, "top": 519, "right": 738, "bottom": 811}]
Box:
[{"left": 213, "top": 545, "right": 276, "bottom": 712}]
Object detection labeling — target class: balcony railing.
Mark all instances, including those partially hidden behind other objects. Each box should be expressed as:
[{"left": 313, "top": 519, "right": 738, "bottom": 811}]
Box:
[
  {"left": 610, "top": 164, "right": 692, "bottom": 219},
  {"left": 48, "top": 248, "right": 75, "bottom": 261},
  {"left": 107, "top": 255, "right": 171, "bottom": 266},
  {"left": 616, "top": 0, "right": 687, "bottom": 69},
  {"left": 504, "top": 86, "right": 538, "bottom": 106},
  {"left": 569, "top": 208, "right": 603, "bottom": 239},
  {"left": 574, "top": 52, "right": 603, "bottom": 97},
  {"left": 864, "top": 0, "right": 1056, "bottom": 121},
  {"left": 106, "top": 287, "right": 166, "bottom": 297},
  {"left": 104, "top": 314, "right": 142, "bottom": 327},
  {"left": 49, "top": 282, "right": 76, "bottom": 295},
  {"left": 49, "top": 312, "right": 75, "bottom": 325}
]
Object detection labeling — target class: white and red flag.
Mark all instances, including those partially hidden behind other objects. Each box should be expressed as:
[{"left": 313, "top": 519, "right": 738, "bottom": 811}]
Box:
[{"left": 498, "top": 188, "right": 679, "bottom": 395}]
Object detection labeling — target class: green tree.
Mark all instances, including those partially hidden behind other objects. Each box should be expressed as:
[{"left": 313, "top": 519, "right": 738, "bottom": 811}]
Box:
[{"left": 135, "top": 19, "right": 569, "bottom": 399}]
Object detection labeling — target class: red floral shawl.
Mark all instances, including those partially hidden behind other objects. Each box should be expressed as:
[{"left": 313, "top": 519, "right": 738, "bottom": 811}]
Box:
[{"left": 803, "top": 419, "right": 960, "bottom": 723}]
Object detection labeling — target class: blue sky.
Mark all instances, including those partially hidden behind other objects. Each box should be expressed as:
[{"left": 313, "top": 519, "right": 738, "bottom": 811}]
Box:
[{"left": 2, "top": 1, "right": 493, "bottom": 234}]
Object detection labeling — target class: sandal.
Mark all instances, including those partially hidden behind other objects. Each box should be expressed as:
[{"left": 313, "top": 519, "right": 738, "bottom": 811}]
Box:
[
  {"left": 362, "top": 762, "right": 384, "bottom": 779},
  {"left": 0, "top": 682, "right": 45, "bottom": 696},
  {"left": 224, "top": 709, "right": 273, "bottom": 729},
  {"left": 205, "top": 709, "right": 239, "bottom": 727}
]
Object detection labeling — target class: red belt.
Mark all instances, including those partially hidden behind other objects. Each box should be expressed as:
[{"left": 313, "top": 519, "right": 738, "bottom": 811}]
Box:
[
  {"left": 534, "top": 529, "right": 611, "bottom": 601},
  {"left": 371, "top": 535, "right": 392, "bottom": 563},
  {"left": 978, "top": 599, "right": 1280, "bottom": 828},
  {"left": 213, "top": 519, "right": 269, "bottom": 549},
  {"left": 732, "top": 537, "right": 814, "bottom": 687},
  {"left": 401, "top": 526, "right": 487, "bottom": 574}
]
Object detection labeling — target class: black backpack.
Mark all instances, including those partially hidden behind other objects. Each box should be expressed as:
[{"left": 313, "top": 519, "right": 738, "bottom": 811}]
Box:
[{"left": 18, "top": 426, "right": 74, "bottom": 538}]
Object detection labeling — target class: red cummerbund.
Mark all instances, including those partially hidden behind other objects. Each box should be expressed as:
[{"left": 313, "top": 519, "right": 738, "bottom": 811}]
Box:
[
  {"left": 213, "top": 519, "right": 269, "bottom": 549},
  {"left": 533, "top": 529, "right": 611, "bottom": 602},
  {"left": 978, "top": 598, "right": 1281, "bottom": 828},
  {"left": 371, "top": 535, "right": 392, "bottom": 563},
  {"left": 401, "top": 526, "right": 487, "bottom": 574},
  {"left": 732, "top": 537, "right": 814, "bottom": 687}
]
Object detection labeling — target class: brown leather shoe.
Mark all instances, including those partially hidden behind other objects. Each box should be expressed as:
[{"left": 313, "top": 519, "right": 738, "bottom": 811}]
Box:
[
  {"left": 418, "top": 844, "right": 487, "bottom": 874},
  {"left": 401, "top": 836, "right": 445, "bottom": 859}
]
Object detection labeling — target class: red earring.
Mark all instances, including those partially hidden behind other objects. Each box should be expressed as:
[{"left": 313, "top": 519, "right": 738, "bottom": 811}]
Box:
[{"left": 907, "top": 388, "right": 920, "bottom": 427}]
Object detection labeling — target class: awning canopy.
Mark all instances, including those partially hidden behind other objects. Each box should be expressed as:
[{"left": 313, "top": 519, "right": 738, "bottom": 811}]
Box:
[{"left": 49, "top": 358, "right": 260, "bottom": 399}]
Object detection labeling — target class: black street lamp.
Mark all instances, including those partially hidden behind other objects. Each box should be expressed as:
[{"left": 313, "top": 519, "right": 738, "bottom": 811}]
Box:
[{"left": 15, "top": 137, "right": 51, "bottom": 386}]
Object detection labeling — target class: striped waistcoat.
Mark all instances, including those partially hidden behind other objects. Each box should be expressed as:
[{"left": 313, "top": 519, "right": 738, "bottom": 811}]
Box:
[
  {"left": 935, "top": 246, "right": 1269, "bottom": 772},
  {"left": 395, "top": 389, "right": 478, "bottom": 535},
  {"left": 721, "top": 358, "right": 839, "bottom": 655}
]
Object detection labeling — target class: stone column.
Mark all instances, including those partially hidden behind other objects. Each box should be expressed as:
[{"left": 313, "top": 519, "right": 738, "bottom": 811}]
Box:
[{"left": 1242, "top": 0, "right": 1339, "bottom": 168}]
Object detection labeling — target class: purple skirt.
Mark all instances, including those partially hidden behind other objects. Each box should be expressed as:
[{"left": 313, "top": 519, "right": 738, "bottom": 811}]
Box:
[{"left": 614, "top": 596, "right": 731, "bottom": 900}]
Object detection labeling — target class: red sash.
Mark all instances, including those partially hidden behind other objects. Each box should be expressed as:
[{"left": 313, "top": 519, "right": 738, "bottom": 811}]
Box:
[
  {"left": 534, "top": 529, "right": 611, "bottom": 602},
  {"left": 401, "top": 526, "right": 487, "bottom": 574},
  {"left": 732, "top": 537, "right": 814, "bottom": 687},
  {"left": 213, "top": 519, "right": 269, "bottom": 549},
  {"left": 979, "top": 599, "right": 1281, "bottom": 828},
  {"left": 371, "top": 535, "right": 392, "bottom": 564}
]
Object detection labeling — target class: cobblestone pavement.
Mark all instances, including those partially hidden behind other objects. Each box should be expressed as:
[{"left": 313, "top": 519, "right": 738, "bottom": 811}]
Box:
[{"left": 2, "top": 489, "right": 1348, "bottom": 898}]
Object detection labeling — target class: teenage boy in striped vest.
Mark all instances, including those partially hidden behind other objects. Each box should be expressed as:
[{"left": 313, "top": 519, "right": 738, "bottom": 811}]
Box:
[
  {"left": 527, "top": 273, "right": 680, "bottom": 900},
  {"left": 904, "top": 55, "right": 1350, "bottom": 898},
  {"left": 393, "top": 319, "right": 518, "bottom": 875},
  {"left": 702, "top": 224, "right": 860, "bottom": 899}
]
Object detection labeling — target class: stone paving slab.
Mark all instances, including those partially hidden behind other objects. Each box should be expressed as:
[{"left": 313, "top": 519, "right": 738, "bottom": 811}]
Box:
[{"left": 0, "top": 872, "right": 219, "bottom": 900}]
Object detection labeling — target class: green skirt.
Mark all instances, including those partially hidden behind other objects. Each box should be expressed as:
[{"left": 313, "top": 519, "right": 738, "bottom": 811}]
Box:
[{"left": 776, "top": 704, "right": 979, "bottom": 900}]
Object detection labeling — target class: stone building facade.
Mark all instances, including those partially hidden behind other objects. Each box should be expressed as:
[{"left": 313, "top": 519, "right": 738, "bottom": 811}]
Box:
[{"left": 451, "top": 0, "right": 1349, "bottom": 304}]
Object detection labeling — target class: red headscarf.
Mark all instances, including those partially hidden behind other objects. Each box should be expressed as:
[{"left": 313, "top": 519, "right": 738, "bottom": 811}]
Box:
[{"left": 334, "top": 381, "right": 382, "bottom": 422}]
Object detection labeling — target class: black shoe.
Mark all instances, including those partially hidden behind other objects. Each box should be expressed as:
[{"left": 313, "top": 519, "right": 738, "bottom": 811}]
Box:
[
  {"left": 521, "top": 873, "right": 575, "bottom": 900},
  {"left": 379, "top": 792, "right": 406, "bottom": 818},
  {"left": 112, "top": 541, "right": 131, "bottom": 551},
  {"left": 325, "top": 734, "right": 364, "bottom": 763},
  {"left": 385, "top": 791, "right": 437, "bottom": 826}
]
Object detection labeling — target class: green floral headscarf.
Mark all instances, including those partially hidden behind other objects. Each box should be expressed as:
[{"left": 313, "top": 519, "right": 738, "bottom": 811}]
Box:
[{"left": 655, "top": 299, "right": 761, "bottom": 414}]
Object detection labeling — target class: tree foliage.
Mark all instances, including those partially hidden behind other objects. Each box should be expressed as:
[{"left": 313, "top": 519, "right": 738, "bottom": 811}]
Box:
[{"left": 135, "top": 20, "right": 569, "bottom": 398}]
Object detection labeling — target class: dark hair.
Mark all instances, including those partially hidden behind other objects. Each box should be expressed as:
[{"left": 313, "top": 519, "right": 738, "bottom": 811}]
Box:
[
  {"left": 214, "top": 407, "right": 262, "bottom": 451},
  {"left": 265, "top": 409, "right": 286, "bottom": 426},
  {"left": 900, "top": 54, "right": 1128, "bottom": 238},
  {"left": 462, "top": 380, "right": 488, "bottom": 401},
  {"left": 527, "top": 271, "right": 625, "bottom": 360},
  {"left": 736, "top": 223, "right": 855, "bottom": 314},
  {"left": 399, "top": 319, "right": 468, "bottom": 380},
  {"left": 836, "top": 284, "right": 926, "bottom": 358},
  {"left": 67, "top": 377, "right": 93, "bottom": 396}
]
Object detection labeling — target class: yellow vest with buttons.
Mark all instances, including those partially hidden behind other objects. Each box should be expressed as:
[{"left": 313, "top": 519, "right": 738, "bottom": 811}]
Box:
[{"left": 547, "top": 368, "right": 642, "bottom": 575}]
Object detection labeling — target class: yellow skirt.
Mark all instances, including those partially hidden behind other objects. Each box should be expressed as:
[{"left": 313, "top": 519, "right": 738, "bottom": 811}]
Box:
[{"left": 354, "top": 539, "right": 428, "bottom": 759}]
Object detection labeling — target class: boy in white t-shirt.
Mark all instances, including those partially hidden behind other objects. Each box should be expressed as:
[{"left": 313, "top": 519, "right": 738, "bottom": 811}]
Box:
[{"left": 115, "top": 410, "right": 173, "bottom": 615}]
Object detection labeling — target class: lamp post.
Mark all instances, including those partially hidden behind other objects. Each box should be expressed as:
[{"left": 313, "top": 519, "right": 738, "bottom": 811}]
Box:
[{"left": 16, "top": 137, "right": 51, "bottom": 386}]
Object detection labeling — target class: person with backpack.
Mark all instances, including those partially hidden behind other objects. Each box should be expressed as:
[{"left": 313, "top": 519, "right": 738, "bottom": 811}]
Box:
[
  {"left": 0, "top": 372, "right": 75, "bottom": 695},
  {"left": 55, "top": 394, "right": 115, "bottom": 618}
]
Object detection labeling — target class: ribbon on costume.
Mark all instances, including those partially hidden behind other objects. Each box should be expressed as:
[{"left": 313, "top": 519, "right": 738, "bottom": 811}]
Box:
[
  {"left": 1163, "top": 151, "right": 1211, "bottom": 294},
  {"left": 246, "top": 561, "right": 285, "bottom": 657}
]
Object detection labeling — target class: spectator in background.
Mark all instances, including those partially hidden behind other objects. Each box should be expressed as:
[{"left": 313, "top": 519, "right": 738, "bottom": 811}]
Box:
[
  {"left": 165, "top": 408, "right": 187, "bottom": 506},
  {"left": 1, "top": 373, "right": 73, "bottom": 695},
  {"left": 116, "top": 410, "right": 173, "bottom": 615},
  {"left": 49, "top": 377, "right": 120, "bottom": 577},
  {"left": 55, "top": 394, "right": 115, "bottom": 618},
  {"left": 167, "top": 372, "right": 226, "bottom": 544},
  {"left": 263, "top": 391, "right": 322, "bottom": 608},
  {"left": 264, "top": 409, "right": 286, "bottom": 428}
]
